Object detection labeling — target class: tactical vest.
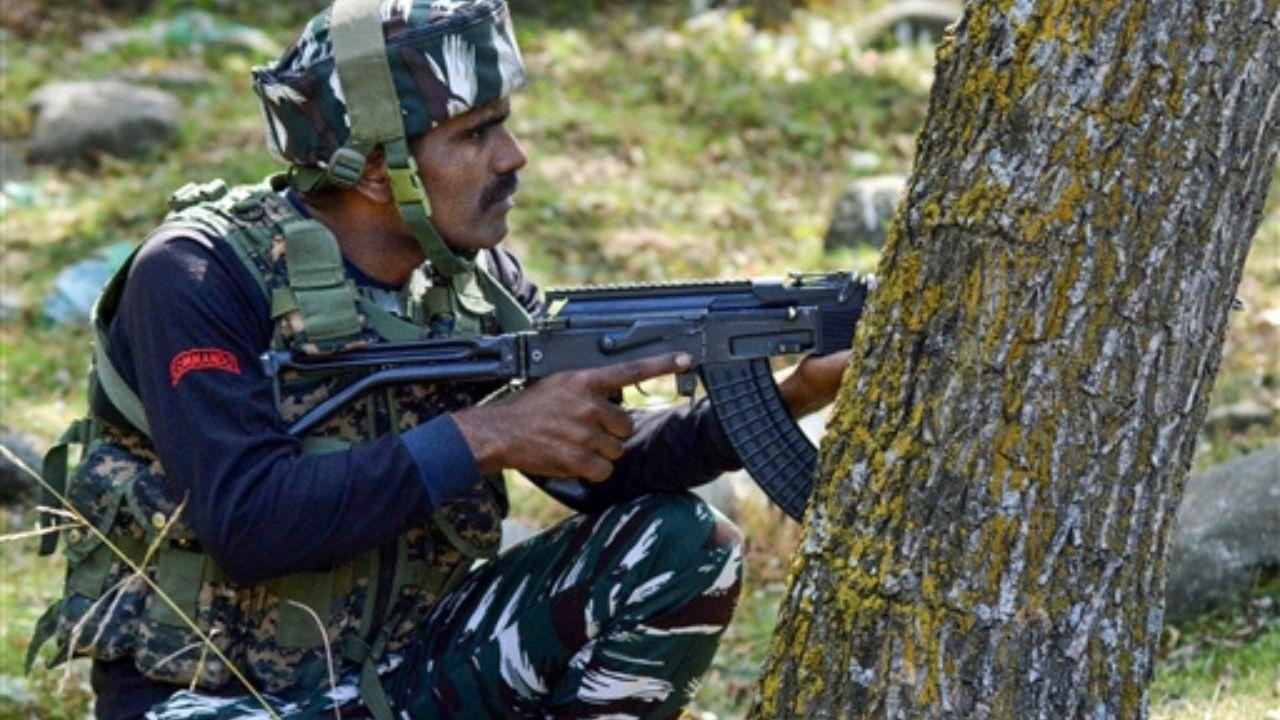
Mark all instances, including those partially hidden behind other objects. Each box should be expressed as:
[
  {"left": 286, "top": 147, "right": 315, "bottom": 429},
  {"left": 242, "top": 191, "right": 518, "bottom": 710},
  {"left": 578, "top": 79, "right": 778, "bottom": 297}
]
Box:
[{"left": 28, "top": 176, "right": 530, "bottom": 700}]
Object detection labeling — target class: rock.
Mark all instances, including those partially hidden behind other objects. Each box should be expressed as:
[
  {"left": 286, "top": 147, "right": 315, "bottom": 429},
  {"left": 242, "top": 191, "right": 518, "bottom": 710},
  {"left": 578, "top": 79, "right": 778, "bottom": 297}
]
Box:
[
  {"left": 858, "top": 0, "right": 962, "bottom": 49},
  {"left": 823, "top": 174, "right": 907, "bottom": 252},
  {"left": 1203, "top": 399, "right": 1277, "bottom": 433},
  {"left": 113, "top": 64, "right": 211, "bottom": 89},
  {"left": 501, "top": 518, "right": 541, "bottom": 551},
  {"left": 1164, "top": 446, "right": 1280, "bottom": 622},
  {"left": 0, "top": 292, "right": 22, "bottom": 323},
  {"left": 0, "top": 431, "right": 43, "bottom": 506},
  {"left": 27, "top": 80, "right": 182, "bottom": 166},
  {"left": 1, "top": 140, "right": 29, "bottom": 183}
]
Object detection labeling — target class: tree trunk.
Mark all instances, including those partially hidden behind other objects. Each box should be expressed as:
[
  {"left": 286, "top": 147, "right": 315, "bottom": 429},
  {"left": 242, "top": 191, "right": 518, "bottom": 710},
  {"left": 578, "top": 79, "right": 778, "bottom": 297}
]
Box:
[{"left": 752, "top": 1, "right": 1280, "bottom": 718}]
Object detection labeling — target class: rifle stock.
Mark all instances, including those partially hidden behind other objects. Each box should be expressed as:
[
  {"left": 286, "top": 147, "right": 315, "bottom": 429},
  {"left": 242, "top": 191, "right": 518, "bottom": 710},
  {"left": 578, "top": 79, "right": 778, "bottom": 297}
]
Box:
[{"left": 263, "top": 272, "right": 871, "bottom": 521}]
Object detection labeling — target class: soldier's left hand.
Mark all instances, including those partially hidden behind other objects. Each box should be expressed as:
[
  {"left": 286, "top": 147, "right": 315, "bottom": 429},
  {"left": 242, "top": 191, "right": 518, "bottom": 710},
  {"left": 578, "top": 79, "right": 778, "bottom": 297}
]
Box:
[{"left": 777, "top": 349, "right": 852, "bottom": 419}]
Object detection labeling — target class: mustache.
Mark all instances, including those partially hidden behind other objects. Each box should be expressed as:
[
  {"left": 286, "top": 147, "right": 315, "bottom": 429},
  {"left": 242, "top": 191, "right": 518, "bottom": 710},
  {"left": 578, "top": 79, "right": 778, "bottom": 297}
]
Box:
[{"left": 480, "top": 173, "right": 519, "bottom": 211}]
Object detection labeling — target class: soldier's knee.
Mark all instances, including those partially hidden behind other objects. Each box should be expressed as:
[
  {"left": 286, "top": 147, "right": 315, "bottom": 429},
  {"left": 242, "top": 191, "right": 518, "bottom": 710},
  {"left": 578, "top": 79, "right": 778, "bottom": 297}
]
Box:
[{"left": 639, "top": 493, "right": 743, "bottom": 590}]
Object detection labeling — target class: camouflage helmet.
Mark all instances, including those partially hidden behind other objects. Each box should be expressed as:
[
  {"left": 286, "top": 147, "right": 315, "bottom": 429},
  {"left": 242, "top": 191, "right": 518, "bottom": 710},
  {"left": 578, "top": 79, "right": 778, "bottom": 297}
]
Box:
[
  {"left": 250, "top": 0, "right": 527, "bottom": 278},
  {"left": 252, "top": 0, "right": 526, "bottom": 180}
]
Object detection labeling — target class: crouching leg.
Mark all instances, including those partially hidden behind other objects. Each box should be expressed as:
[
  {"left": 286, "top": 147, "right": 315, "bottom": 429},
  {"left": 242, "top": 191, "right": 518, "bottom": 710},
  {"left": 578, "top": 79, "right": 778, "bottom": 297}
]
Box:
[{"left": 391, "top": 492, "right": 744, "bottom": 719}]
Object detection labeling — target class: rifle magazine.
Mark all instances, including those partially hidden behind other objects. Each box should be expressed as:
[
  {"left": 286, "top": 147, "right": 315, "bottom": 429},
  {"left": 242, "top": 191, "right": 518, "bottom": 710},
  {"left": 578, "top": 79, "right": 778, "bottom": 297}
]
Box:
[{"left": 702, "top": 359, "right": 815, "bottom": 522}]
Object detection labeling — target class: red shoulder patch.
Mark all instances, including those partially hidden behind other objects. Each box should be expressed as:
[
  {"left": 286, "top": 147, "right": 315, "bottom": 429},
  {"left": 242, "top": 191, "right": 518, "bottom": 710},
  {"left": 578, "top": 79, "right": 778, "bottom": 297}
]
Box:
[{"left": 170, "top": 348, "right": 241, "bottom": 387}]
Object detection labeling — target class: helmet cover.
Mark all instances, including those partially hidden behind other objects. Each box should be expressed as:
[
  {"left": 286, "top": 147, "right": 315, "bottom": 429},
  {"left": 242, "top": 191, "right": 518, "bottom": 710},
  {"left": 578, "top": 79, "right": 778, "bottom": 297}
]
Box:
[{"left": 252, "top": 0, "right": 526, "bottom": 168}]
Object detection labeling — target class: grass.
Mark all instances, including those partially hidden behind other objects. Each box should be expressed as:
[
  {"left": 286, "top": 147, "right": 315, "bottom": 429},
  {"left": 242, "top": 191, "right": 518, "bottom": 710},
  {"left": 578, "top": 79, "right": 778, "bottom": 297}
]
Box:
[{"left": 2, "top": 2, "right": 1279, "bottom": 717}]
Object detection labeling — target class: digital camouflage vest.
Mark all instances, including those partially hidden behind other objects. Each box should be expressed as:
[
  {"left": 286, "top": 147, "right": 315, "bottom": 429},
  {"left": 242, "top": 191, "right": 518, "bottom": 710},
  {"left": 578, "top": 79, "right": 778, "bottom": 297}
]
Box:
[{"left": 28, "top": 176, "right": 520, "bottom": 697}]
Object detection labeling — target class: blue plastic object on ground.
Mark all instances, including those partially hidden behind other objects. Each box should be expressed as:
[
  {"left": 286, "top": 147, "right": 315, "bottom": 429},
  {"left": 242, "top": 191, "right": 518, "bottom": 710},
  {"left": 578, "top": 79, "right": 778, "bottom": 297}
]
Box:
[{"left": 43, "top": 242, "right": 134, "bottom": 326}]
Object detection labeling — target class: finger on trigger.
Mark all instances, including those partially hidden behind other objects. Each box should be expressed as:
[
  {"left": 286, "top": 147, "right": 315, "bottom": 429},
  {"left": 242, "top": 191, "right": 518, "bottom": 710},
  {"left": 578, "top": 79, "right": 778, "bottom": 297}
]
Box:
[{"left": 592, "top": 352, "right": 692, "bottom": 392}]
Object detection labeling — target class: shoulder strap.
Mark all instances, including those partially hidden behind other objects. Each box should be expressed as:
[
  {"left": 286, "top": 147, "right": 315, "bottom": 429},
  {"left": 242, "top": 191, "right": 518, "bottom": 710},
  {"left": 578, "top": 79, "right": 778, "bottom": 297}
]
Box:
[
  {"left": 475, "top": 254, "right": 533, "bottom": 333},
  {"left": 89, "top": 244, "right": 153, "bottom": 436}
]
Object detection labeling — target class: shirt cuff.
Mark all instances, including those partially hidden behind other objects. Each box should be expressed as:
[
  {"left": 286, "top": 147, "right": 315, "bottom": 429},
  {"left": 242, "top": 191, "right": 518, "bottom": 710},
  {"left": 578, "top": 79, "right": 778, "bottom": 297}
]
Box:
[{"left": 398, "top": 414, "right": 485, "bottom": 510}]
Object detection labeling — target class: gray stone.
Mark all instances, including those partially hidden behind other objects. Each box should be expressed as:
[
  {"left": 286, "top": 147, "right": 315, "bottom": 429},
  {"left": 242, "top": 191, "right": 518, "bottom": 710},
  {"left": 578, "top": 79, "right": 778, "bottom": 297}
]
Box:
[
  {"left": 27, "top": 80, "right": 182, "bottom": 166},
  {"left": 113, "top": 64, "right": 211, "bottom": 89},
  {"left": 500, "top": 518, "right": 541, "bottom": 552},
  {"left": 1203, "top": 399, "right": 1277, "bottom": 433},
  {"left": 823, "top": 175, "right": 908, "bottom": 252},
  {"left": 0, "top": 292, "right": 22, "bottom": 323},
  {"left": 0, "top": 431, "right": 43, "bottom": 506},
  {"left": 858, "top": 0, "right": 962, "bottom": 49},
  {"left": 1164, "top": 446, "right": 1280, "bottom": 622},
  {"left": 1, "top": 140, "right": 29, "bottom": 183}
]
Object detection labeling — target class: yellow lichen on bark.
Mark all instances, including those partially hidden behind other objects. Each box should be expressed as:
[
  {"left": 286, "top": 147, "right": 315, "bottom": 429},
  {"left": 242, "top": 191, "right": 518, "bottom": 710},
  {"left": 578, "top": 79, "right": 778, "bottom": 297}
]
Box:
[{"left": 753, "top": 0, "right": 1279, "bottom": 715}]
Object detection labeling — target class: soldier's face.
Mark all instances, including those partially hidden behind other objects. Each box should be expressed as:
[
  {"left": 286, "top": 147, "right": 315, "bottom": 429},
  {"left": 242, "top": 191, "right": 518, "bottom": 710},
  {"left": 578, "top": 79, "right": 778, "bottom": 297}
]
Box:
[{"left": 412, "top": 98, "right": 526, "bottom": 252}]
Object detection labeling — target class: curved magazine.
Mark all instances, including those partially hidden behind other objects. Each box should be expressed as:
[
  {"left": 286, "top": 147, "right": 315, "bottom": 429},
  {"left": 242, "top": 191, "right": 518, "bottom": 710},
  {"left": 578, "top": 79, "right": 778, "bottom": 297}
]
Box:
[{"left": 702, "top": 359, "right": 816, "bottom": 522}]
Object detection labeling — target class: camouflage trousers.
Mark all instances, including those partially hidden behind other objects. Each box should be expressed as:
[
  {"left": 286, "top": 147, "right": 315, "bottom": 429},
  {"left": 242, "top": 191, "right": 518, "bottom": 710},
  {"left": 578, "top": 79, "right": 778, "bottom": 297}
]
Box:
[{"left": 147, "top": 493, "right": 743, "bottom": 720}]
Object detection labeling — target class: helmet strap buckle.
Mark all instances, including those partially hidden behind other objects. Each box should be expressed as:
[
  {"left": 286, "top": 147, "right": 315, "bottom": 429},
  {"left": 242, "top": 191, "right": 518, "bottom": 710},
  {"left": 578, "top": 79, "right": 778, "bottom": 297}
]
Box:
[{"left": 325, "top": 147, "right": 368, "bottom": 188}]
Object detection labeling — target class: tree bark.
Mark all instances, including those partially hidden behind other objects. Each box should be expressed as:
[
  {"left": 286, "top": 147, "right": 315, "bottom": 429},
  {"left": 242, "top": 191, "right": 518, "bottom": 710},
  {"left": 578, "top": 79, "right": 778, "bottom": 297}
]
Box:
[{"left": 752, "top": 1, "right": 1280, "bottom": 718}]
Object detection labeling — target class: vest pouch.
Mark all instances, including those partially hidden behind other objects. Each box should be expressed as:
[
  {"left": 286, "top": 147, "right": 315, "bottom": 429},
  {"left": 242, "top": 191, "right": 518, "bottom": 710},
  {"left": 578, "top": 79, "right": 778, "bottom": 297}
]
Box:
[
  {"left": 119, "top": 451, "right": 243, "bottom": 688},
  {"left": 265, "top": 561, "right": 358, "bottom": 650},
  {"left": 61, "top": 441, "right": 134, "bottom": 602},
  {"left": 135, "top": 548, "right": 241, "bottom": 689},
  {"left": 148, "top": 548, "right": 207, "bottom": 628},
  {"left": 46, "top": 442, "right": 150, "bottom": 668}
]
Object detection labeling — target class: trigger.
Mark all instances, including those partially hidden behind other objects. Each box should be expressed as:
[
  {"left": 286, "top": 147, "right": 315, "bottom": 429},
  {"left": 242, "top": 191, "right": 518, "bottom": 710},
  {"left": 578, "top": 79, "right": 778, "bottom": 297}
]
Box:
[{"left": 676, "top": 371, "right": 697, "bottom": 397}]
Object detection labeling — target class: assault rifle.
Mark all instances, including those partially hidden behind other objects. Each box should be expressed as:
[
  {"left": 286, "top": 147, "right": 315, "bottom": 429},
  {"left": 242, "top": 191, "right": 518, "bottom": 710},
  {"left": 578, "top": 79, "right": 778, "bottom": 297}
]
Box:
[{"left": 262, "top": 272, "right": 870, "bottom": 521}]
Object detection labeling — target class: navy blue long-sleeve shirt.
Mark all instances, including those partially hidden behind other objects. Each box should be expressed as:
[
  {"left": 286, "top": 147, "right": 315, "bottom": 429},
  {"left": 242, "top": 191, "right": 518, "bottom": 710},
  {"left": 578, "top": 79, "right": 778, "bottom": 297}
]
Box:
[
  {"left": 104, "top": 203, "right": 740, "bottom": 586},
  {"left": 93, "top": 193, "right": 744, "bottom": 720}
]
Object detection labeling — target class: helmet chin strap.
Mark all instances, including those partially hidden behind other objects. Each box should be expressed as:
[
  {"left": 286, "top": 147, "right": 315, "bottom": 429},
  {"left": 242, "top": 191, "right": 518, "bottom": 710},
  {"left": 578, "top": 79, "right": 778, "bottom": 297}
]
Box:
[
  {"left": 323, "top": 0, "right": 530, "bottom": 327},
  {"left": 329, "top": 0, "right": 471, "bottom": 279}
]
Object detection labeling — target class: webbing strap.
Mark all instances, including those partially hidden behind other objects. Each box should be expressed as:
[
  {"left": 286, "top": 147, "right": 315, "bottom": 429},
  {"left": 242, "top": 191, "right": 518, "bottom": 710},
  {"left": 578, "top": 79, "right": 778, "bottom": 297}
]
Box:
[
  {"left": 476, "top": 255, "right": 534, "bottom": 332},
  {"left": 89, "top": 244, "right": 153, "bottom": 437},
  {"left": 281, "top": 219, "right": 362, "bottom": 341},
  {"left": 92, "top": 333, "right": 151, "bottom": 436},
  {"left": 331, "top": 0, "right": 403, "bottom": 152},
  {"left": 340, "top": 631, "right": 395, "bottom": 720},
  {"left": 359, "top": 656, "right": 396, "bottom": 720},
  {"left": 37, "top": 419, "right": 90, "bottom": 556},
  {"left": 330, "top": 0, "right": 472, "bottom": 279},
  {"left": 357, "top": 299, "right": 423, "bottom": 341},
  {"left": 224, "top": 226, "right": 274, "bottom": 302},
  {"left": 382, "top": 137, "right": 475, "bottom": 280},
  {"left": 25, "top": 599, "right": 62, "bottom": 673}
]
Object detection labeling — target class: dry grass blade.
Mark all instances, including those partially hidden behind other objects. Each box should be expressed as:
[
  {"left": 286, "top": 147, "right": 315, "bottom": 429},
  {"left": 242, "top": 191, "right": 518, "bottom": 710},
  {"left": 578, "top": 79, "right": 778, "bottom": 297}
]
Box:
[
  {"left": 0, "top": 443, "right": 283, "bottom": 720},
  {"left": 283, "top": 599, "right": 341, "bottom": 720},
  {"left": 189, "top": 629, "right": 220, "bottom": 692},
  {"left": 82, "top": 574, "right": 142, "bottom": 663},
  {"left": 0, "top": 523, "right": 81, "bottom": 542},
  {"left": 62, "top": 573, "right": 140, "bottom": 691},
  {"left": 152, "top": 640, "right": 215, "bottom": 676},
  {"left": 34, "top": 506, "right": 83, "bottom": 522}
]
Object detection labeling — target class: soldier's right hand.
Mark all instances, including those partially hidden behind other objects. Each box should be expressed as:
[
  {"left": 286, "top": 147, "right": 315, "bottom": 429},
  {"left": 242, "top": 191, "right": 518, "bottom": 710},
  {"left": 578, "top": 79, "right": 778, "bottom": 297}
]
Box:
[{"left": 451, "top": 352, "right": 691, "bottom": 482}]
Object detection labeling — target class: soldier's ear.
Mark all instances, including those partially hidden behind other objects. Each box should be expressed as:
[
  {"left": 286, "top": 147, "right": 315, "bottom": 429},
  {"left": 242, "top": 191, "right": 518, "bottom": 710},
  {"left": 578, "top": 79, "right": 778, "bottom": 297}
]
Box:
[{"left": 353, "top": 149, "right": 393, "bottom": 205}]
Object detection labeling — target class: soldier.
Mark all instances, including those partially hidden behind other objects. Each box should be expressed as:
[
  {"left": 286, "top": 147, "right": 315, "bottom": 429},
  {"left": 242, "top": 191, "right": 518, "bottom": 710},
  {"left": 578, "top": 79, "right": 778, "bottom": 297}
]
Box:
[{"left": 28, "top": 1, "right": 849, "bottom": 718}]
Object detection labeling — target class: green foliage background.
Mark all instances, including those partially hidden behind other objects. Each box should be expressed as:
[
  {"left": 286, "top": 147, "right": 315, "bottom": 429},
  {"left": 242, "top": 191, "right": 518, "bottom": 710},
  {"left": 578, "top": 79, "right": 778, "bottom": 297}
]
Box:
[{"left": 1, "top": 1, "right": 1276, "bottom": 717}]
